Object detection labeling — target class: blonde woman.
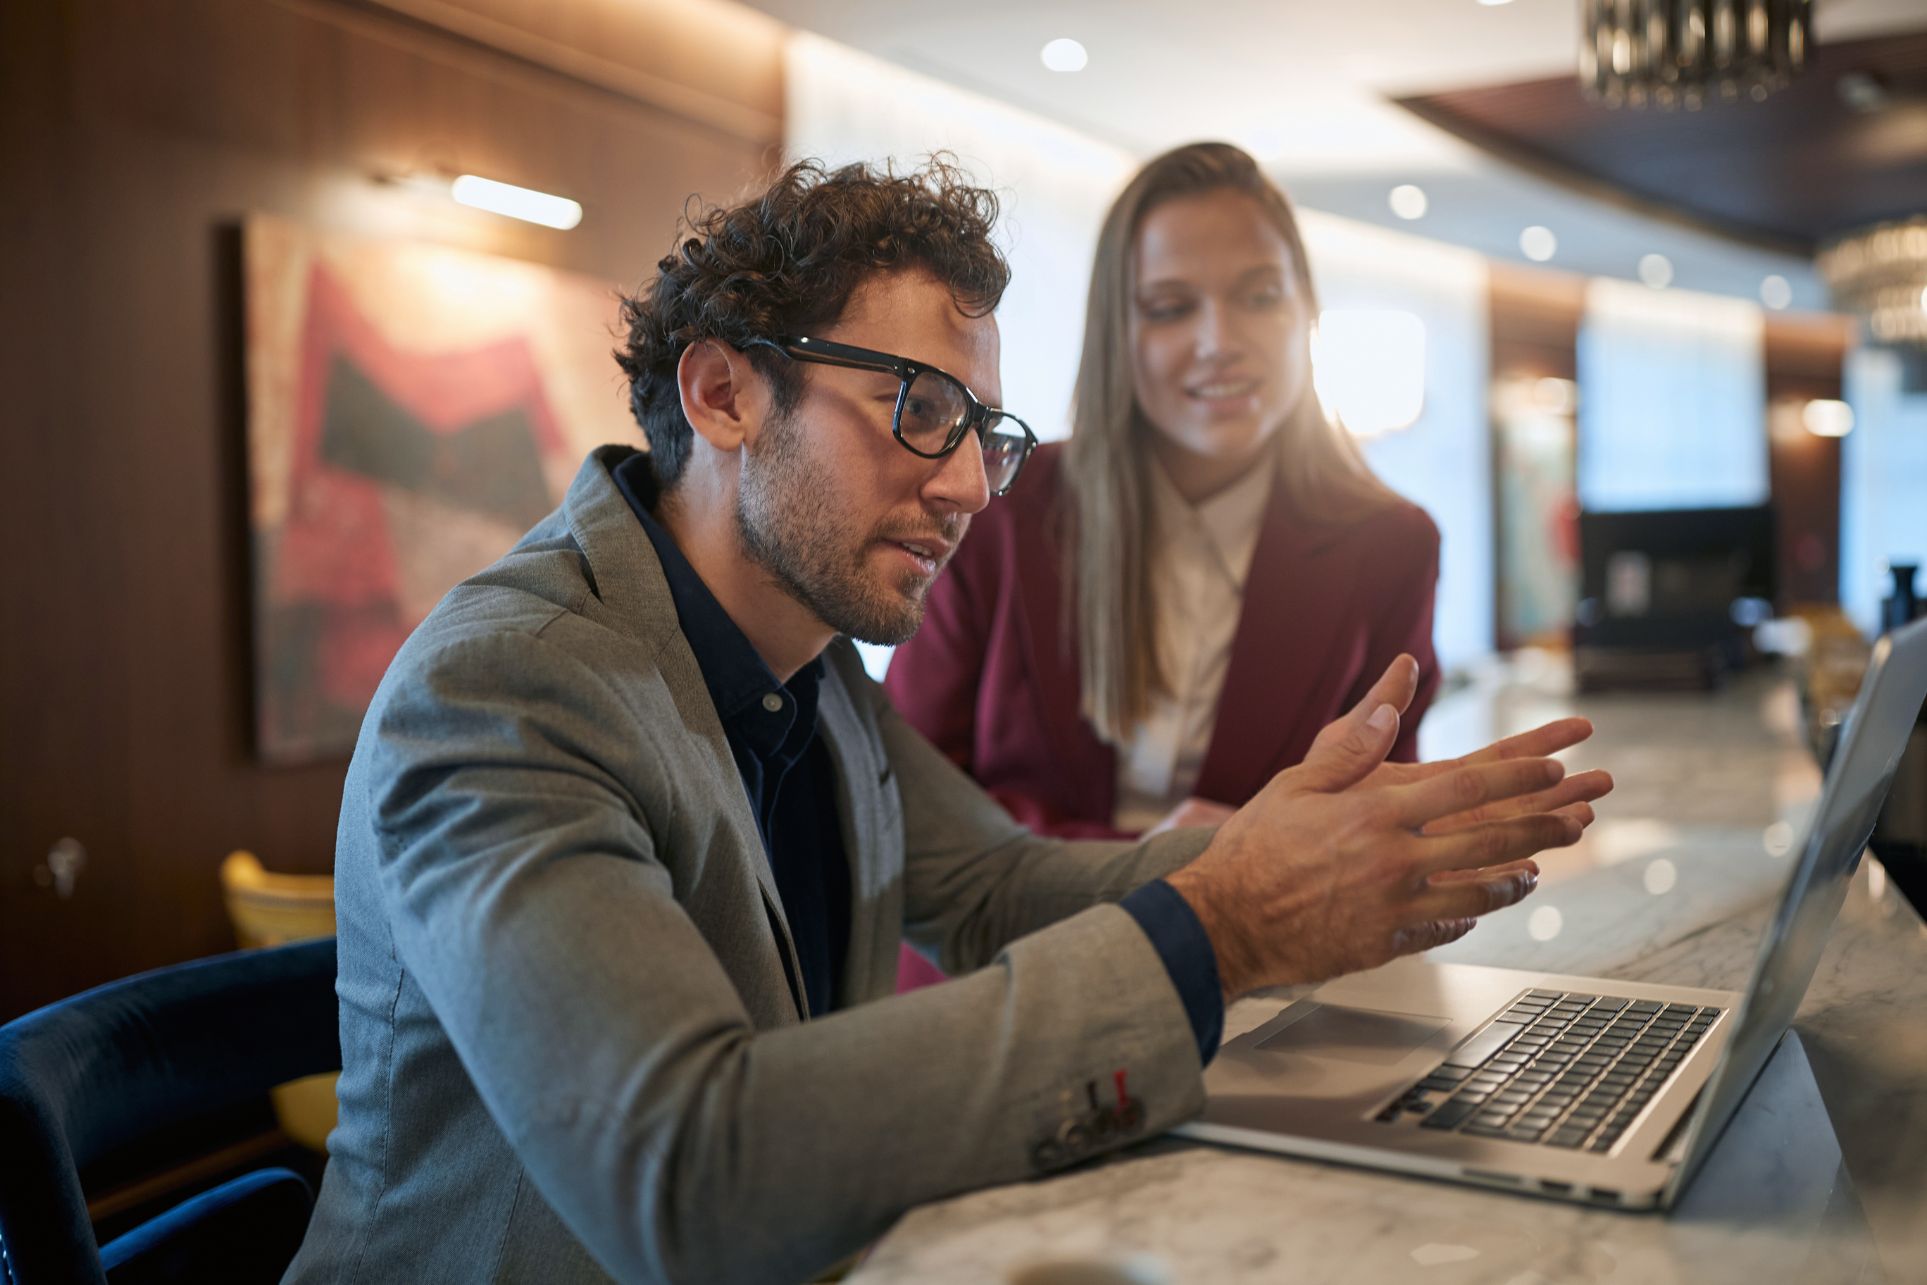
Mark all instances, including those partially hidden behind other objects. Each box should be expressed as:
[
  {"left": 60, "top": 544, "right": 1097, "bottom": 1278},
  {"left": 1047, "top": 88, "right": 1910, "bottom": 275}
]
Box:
[{"left": 886, "top": 142, "right": 1441, "bottom": 873}]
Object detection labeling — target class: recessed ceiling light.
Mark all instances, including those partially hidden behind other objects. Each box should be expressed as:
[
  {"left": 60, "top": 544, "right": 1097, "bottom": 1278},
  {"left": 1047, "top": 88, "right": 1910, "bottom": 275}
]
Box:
[
  {"left": 1638, "top": 253, "right": 1674, "bottom": 288},
  {"left": 1760, "top": 275, "right": 1793, "bottom": 310},
  {"left": 1040, "top": 37, "right": 1087, "bottom": 72},
  {"left": 1388, "top": 185, "right": 1428, "bottom": 220},
  {"left": 1478, "top": 0, "right": 1515, "bottom": 6},
  {"left": 1519, "top": 225, "right": 1556, "bottom": 262}
]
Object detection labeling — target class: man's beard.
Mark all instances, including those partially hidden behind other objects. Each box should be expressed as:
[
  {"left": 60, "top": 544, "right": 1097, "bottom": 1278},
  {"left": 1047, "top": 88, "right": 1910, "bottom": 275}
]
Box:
[{"left": 734, "top": 410, "right": 960, "bottom": 646}]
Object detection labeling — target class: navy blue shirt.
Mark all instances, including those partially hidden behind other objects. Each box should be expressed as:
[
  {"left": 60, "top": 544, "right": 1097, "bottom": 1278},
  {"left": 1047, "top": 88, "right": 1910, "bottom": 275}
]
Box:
[
  {"left": 615, "top": 455, "right": 849, "bottom": 1015},
  {"left": 612, "top": 453, "right": 1221, "bottom": 1061}
]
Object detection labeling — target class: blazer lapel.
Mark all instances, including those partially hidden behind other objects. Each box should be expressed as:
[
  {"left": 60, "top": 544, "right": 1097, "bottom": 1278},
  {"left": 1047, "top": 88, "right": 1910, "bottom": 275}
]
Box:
[
  {"left": 814, "top": 671, "right": 885, "bottom": 1011},
  {"left": 1194, "top": 486, "right": 1362, "bottom": 805},
  {"left": 564, "top": 447, "right": 808, "bottom": 1022}
]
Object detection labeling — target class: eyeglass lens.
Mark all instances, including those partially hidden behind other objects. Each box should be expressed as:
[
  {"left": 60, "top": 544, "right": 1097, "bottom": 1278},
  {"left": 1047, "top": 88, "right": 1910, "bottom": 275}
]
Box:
[{"left": 901, "top": 369, "right": 1028, "bottom": 490}]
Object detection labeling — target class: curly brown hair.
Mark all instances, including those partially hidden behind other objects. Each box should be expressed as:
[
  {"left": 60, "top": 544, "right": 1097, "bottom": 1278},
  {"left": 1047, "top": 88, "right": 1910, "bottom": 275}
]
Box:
[{"left": 613, "top": 157, "right": 1010, "bottom": 486}]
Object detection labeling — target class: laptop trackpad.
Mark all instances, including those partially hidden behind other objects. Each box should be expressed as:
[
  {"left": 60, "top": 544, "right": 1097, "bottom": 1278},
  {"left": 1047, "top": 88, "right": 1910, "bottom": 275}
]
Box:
[{"left": 1256, "top": 1003, "right": 1451, "bottom": 1066}]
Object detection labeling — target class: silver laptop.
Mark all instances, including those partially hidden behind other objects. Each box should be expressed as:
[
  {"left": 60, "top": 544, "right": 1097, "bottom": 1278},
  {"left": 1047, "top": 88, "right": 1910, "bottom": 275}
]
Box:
[{"left": 1177, "top": 615, "right": 1927, "bottom": 1210}]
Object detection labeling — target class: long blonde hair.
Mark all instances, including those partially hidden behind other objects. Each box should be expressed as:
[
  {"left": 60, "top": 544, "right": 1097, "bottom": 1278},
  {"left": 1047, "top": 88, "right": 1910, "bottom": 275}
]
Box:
[{"left": 1066, "top": 141, "right": 1399, "bottom": 743}]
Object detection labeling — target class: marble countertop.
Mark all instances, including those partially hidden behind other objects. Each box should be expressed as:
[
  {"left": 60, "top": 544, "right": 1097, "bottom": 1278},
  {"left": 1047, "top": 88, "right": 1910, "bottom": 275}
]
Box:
[{"left": 852, "top": 659, "right": 1927, "bottom": 1285}]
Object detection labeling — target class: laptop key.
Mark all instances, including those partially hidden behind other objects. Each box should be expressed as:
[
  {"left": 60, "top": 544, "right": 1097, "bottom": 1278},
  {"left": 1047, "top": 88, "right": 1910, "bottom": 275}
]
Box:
[
  {"left": 1548, "top": 1127, "right": 1590, "bottom": 1147},
  {"left": 1420, "top": 1099, "right": 1480, "bottom": 1129},
  {"left": 1442, "top": 1019, "right": 1529, "bottom": 1071}
]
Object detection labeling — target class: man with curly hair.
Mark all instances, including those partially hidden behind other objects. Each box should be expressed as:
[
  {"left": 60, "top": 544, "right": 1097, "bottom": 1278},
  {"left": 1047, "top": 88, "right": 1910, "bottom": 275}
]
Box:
[{"left": 285, "top": 158, "right": 1603, "bottom": 1284}]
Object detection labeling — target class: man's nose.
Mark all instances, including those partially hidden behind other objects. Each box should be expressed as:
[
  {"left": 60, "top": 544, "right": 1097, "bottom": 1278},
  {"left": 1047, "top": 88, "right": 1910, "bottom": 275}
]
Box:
[{"left": 925, "top": 429, "right": 990, "bottom": 516}]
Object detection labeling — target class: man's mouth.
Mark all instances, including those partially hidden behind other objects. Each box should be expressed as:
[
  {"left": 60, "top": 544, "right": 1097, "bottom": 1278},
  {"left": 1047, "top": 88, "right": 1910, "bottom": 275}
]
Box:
[{"left": 880, "top": 534, "right": 956, "bottom": 576}]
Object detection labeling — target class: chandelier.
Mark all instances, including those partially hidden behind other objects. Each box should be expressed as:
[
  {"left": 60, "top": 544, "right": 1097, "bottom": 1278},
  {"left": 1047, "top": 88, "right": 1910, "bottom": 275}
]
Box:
[
  {"left": 1818, "top": 219, "right": 1927, "bottom": 347},
  {"left": 1580, "top": 0, "right": 1812, "bottom": 109}
]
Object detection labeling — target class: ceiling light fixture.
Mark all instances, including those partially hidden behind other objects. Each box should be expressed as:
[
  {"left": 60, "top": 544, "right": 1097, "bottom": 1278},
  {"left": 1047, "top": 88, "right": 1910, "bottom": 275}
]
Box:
[
  {"left": 1579, "top": 0, "right": 1812, "bottom": 109},
  {"left": 449, "top": 174, "right": 582, "bottom": 229},
  {"left": 1801, "top": 399, "right": 1854, "bottom": 438},
  {"left": 1040, "top": 38, "right": 1088, "bottom": 72},
  {"left": 1388, "top": 185, "right": 1428, "bottom": 220},
  {"left": 1817, "top": 217, "right": 1927, "bottom": 345},
  {"left": 1520, "top": 225, "right": 1557, "bottom": 262}
]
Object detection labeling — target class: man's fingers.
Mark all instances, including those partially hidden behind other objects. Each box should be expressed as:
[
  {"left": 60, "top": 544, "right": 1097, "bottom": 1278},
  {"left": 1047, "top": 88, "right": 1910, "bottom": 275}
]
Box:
[
  {"left": 1414, "top": 813, "right": 1582, "bottom": 879},
  {"left": 1381, "top": 717, "right": 1598, "bottom": 787},
  {"left": 1390, "top": 916, "right": 1477, "bottom": 956},
  {"left": 1457, "top": 717, "right": 1595, "bottom": 766},
  {"left": 1390, "top": 758, "right": 1566, "bottom": 829},
  {"left": 1429, "top": 856, "right": 1539, "bottom": 884},
  {"left": 1421, "top": 768, "right": 1614, "bottom": 834},
  {"left": 1551, "top": 801, "right": 1597, "bottom": 828},
  {"left": 1414, "top": 863, "right": 1542, "bottom": 920},
  {"left": 1351, "top": 654, "right": 1420, "bottom": 722},
  {"left": 1297, "top": 655, "right": 1419, "bottom": 792}
]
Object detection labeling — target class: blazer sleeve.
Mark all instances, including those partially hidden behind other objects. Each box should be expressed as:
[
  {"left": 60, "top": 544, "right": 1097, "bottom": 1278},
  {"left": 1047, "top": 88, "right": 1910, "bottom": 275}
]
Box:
[
  {"left": 362, "top": 628, "right": 1210, "bottom": 1285},
  {"left": 1343, "top": 504, "right": 1443, "bottom": 763}
]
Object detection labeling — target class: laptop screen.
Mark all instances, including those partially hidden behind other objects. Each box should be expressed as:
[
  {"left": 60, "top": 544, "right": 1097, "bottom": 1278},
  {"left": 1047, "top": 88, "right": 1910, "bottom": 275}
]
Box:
[{"left": 1667, "top": 615, "right": 1927, "bottom": 1194}]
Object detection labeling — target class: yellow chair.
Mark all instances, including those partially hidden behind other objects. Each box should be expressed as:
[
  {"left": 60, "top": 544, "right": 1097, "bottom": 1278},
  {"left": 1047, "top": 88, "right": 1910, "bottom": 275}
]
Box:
[{"left": 219, "top": 851, "right": 338, "bottom": 1153}]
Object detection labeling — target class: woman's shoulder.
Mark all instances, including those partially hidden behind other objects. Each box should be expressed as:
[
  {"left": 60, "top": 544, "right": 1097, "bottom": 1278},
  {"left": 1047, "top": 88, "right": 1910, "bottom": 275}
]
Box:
[
  {"left": 1285, "top": 491, "right": 1439, "bottom": 574},
  {"left": 1359, "top": 495, "right": 1440, "bottom": 554}
]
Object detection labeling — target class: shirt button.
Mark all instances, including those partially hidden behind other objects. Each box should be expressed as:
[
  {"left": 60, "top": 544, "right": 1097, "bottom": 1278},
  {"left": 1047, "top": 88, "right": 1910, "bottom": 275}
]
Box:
[{"left": 762, "top": 692, "right": 784, "bottom": 713}]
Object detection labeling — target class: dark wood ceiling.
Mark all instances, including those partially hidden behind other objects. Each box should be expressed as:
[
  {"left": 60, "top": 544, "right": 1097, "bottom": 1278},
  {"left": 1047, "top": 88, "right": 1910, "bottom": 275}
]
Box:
[{"left": 1396, "top": 31, "right": 1927, "bottom": 254}]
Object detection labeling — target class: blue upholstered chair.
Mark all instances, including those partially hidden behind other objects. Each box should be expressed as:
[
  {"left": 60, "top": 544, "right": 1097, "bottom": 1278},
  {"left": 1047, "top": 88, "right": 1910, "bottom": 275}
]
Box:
[{"left": 0, "top": 938, "right": 340, "bottom": 1284}]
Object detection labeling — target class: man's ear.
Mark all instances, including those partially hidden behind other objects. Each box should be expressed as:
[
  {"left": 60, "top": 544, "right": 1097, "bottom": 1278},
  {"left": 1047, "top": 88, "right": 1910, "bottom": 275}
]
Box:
[{"left": 676, "top": 340, "right": 762, "bottom": 453}]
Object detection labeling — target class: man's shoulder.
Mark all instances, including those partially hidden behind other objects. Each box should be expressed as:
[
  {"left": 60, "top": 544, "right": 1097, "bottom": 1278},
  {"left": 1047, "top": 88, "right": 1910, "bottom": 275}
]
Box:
[{"left": 368, "top": 516, "right": 677, "bottom": 740}]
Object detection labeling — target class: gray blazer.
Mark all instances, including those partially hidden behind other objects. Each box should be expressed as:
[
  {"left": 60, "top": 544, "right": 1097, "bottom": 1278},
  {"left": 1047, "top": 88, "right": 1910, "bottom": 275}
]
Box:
[{"left": 283, "top": 447, "right": 1213, "bottom": 1285}]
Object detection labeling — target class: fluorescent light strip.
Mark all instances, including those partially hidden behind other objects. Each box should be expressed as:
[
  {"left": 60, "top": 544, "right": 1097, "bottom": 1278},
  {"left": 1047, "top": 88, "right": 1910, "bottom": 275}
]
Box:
[{"left": 450, "top": 175, "right": 583, "bottom": 230}]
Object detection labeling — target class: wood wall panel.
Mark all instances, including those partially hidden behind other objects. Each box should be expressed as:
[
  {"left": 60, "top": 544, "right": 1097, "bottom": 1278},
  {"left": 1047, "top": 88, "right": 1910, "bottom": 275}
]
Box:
[
  {"left": 0, "top": 0, "right": 781, "bottom": 1019},
  {"left": 1764, "top": 313, "right": 1855, "bottom": 608}
]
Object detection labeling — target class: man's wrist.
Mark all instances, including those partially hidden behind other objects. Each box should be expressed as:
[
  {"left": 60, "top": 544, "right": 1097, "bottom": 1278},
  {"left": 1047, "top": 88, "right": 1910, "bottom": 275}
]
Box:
[{"left": 1163, "top": 865, "right": 1254, "bottom": 1002}]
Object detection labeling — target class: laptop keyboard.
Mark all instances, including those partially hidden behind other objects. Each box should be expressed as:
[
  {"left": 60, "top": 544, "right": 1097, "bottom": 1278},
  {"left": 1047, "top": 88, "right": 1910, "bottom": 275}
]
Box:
[{"left": 1373, "top": 990, "right": 1722, "bottom": 1152}]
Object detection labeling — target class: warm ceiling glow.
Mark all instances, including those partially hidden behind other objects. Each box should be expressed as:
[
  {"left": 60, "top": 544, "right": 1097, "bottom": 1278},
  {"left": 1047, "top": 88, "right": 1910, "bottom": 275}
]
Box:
[
  {"left": 1478, "top": 0, "right": 1515, "bottom": 6},
  {"left": 1388, "top": 184, "right": 1428, "bottom": 220},
  {"left": 1638, "top": 253, "right": 1674, "bottom": 289},
  {"left": 1519, "top": 225, "right": 1556, "bottom": 262},
  {"left": 1040, "top": 38, "right": 1088, "bottom": 72},
  {"left": 1312, "top": 309, "right": 1426, "bottom": 438},
  {"left": 450, "top": 175, "right": 582, "bottom": 229},
  {"left": 1802, "top": 399, "right": 1854, "bottom": 438},
  {"left": 1760, "top": 275, "right": 1793, "bottom": 310}
]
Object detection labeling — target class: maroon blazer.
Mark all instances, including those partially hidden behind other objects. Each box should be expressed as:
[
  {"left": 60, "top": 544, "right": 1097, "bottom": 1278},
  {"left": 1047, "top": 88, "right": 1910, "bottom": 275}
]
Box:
[{"left": 885, "top": 443, "right": 1442, "bottom": 841}]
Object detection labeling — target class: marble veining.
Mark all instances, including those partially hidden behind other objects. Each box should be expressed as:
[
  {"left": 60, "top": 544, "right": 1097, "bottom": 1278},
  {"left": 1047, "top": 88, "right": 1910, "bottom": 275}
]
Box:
[{"left": 852, "top": 662, "right": 1924, "bottom": 1285}]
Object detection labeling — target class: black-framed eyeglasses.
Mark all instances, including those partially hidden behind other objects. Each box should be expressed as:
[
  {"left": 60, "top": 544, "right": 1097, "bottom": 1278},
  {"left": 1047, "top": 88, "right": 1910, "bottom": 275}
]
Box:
[{"left": 746, "top": 335, "right": 1039, "bottom": 496}]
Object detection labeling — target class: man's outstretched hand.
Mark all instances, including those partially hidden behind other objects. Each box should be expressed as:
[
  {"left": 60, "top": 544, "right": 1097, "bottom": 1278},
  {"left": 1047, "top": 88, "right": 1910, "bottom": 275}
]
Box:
[{"left": 1164, "top": 655, "right": 1613, "bottom": 999}]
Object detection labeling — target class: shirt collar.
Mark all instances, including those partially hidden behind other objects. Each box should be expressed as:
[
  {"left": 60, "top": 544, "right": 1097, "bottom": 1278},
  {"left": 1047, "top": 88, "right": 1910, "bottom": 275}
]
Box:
[
  {"left": 1145, "top": 451, "right": 1277, "bottom": 590},
  {"left": 611, "top": 452, "right": 824, "bottom": 740}
]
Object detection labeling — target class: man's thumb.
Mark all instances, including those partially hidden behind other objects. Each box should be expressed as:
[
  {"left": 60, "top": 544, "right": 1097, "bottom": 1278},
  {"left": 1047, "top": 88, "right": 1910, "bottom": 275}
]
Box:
[{"left": 1299, "top": 701, "right": 1400, "bottom": 791}]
